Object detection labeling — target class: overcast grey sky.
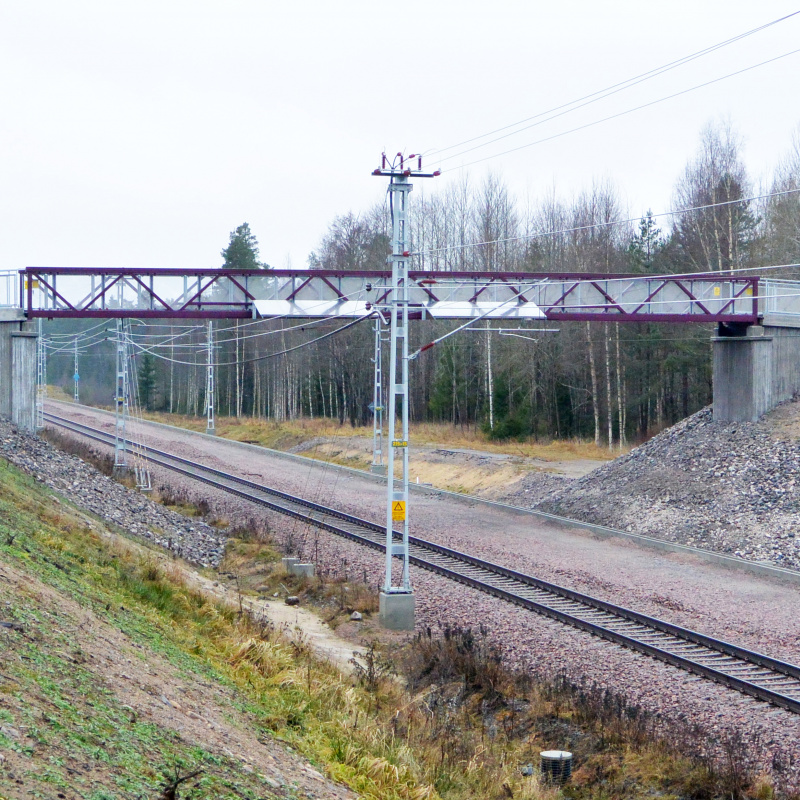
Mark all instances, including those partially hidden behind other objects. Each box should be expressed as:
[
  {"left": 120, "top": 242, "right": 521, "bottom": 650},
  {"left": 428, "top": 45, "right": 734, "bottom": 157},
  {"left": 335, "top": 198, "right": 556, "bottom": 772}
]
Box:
[{"left": 1, "top": 1, "right": 799, "bottom": 272}]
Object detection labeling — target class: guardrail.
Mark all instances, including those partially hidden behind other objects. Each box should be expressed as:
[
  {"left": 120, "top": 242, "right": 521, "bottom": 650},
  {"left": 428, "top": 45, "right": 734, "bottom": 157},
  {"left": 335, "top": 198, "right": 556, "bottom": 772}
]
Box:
[
  {"left": 762, "top": 279, "right": 800, "bottom": 317},
  {"left": 0, "top": 271, "right": 19, "bottom": 308}
]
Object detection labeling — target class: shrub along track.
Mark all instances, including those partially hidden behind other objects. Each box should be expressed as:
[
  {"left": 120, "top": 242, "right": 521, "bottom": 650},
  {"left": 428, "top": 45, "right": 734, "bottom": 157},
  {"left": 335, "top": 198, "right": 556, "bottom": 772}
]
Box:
[{"left": 44, "top": 410, "right": 800, "bottom": 717}]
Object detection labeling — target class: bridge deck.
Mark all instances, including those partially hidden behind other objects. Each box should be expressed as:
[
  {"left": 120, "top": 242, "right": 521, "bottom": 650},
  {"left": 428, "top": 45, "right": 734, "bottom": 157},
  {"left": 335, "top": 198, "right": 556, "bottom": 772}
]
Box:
[{"left": 6, "top": 267, "right": 789, "bottom": 324}]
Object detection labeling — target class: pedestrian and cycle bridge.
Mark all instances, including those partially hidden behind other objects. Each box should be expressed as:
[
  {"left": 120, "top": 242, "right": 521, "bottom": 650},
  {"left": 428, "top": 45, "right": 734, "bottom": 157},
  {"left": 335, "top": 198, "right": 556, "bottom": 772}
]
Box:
[{"left": 2, "top": 266, "right": 800, "bottom": 430}]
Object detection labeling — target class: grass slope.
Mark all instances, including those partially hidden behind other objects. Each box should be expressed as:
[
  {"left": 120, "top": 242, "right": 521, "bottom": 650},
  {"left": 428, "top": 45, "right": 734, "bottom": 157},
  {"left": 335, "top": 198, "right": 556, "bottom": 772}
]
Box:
[{"left": 0, "top": 457, "right": 429, "bottom": 800}]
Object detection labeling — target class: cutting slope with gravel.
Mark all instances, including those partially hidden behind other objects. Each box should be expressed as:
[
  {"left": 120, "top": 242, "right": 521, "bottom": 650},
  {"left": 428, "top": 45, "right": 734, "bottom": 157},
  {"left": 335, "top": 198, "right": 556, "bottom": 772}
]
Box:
[{"left": 533, "top": 401, "right": 800, "bottom": 569}]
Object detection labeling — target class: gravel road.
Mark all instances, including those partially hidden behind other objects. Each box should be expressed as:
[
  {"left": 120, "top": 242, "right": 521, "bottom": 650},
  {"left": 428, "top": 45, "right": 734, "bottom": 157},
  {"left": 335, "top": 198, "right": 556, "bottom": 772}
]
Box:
[{"left": 29, "top": 400, "right": 800, "bottom": 780}]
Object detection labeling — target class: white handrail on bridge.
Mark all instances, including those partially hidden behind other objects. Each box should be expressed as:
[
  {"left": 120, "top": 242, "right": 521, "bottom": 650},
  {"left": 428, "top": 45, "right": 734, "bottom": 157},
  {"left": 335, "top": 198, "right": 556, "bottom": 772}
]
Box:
[
  {"left": 762, "top": 279, "right": 800, "bottom": 317},
  {"left": 0, "top": 271, "right": 19, "bottom": 308}
]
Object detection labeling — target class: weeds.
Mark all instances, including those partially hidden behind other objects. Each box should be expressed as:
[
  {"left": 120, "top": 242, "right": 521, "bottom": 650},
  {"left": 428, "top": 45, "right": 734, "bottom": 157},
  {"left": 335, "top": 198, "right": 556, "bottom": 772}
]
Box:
[
  {"left": 40, "top": 427, "right": 115, "bottom": 475},
  {"left": 351, "top": 640, "right": 396, "bottom": 695}
]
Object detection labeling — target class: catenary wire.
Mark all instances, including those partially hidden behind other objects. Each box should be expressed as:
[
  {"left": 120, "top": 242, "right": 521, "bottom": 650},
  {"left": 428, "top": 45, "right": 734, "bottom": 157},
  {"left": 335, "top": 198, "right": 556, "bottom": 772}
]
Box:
[
  {"left": 427, "top": 11, "right": 800, "bottom": 160},
  {"left": 445, "top": 46, "right": 800, "bottom": 170},
  {"left": 126, "top": 313, "right": 374, "bottom": 367},
  {"left": 411, "top": 188, "right": 800, "bottom": 259}
]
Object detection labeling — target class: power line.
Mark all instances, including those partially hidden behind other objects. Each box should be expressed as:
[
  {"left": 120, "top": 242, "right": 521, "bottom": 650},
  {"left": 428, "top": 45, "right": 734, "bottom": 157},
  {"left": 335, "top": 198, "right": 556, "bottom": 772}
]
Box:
[
  {"left": 126, "top": 313, "right": 374, "bottom": 367},
  {"left": 411, "top": 187, "right": 800, "bottom": 258},
  {"left": 427, "top": 11, "right": 800, "bottom": 162},
  {"left": 45, "top": 320, "right": 110, "bottom": 339},
  {"left": 127, "top": 314, "right": 339, "bottom": 349},
  {"left": 446, "top": 46, "right": 800, "bottom": 170}
]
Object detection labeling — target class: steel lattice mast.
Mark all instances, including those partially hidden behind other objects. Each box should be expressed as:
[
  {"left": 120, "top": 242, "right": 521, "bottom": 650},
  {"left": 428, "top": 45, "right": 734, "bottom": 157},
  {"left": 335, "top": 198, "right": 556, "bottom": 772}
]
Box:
[
  {"left": 73, "top": 336, "right": 80, "bottom": 403},
  {"left": 114, "top": 319, "right": 129, "bottom": 470},
  {"left": 206, "top": 320, "right": 215, "bottom": 435},
  {"left": 373, "top": 153, "right": 439, "bottom": 628},
  {"left": 35, "top": 318, "right": 45, "bottom": 430},
  {"left": 371, "top": 315, "right": 385, "bottom": 474}
]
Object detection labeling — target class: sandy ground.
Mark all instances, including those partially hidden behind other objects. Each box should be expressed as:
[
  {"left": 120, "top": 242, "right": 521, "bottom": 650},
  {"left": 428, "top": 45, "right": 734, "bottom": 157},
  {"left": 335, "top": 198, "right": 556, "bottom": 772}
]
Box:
[{"left": 189, "top": 570, "right": 365, "bottom": 673}]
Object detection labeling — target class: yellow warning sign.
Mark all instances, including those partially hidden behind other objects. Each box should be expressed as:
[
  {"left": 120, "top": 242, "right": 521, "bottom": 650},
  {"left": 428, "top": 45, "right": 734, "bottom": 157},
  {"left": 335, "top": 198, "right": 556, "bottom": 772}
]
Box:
[
  {"left": 713, "top": 286, "right": 721, "bottom": 297},
  {"left": 24, "top": 279, "right": 39, "bottom": 290},
  {"left": 392, "top": 440, "right": 408, "bottom": 448},
  {"left": 392, "top": 501, "right": 406, "bottom": 521}
]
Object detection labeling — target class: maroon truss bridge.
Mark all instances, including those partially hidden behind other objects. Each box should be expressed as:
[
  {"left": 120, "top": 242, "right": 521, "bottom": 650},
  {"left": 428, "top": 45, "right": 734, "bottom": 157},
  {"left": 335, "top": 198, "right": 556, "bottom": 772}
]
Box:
[{"left": 18, "top": 267, "right": 764, "bottom": 324}]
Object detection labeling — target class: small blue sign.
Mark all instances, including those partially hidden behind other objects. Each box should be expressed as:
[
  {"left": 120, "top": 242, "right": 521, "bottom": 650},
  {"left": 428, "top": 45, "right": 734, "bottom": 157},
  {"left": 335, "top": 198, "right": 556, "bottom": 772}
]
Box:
[{"left": 74, "top": 373, "right": 80, "bottom": 381}]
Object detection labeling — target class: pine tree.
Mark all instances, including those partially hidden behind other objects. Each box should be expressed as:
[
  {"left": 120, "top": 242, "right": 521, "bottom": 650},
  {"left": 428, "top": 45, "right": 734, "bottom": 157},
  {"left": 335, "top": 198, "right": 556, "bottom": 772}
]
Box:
[
  {"left": 221, "top": 222, "right": 264, "bottom": 270},
  {"left": 138, "top": 352, "right": 156, "bottom": 410},
  {"left": 627, "top": 211, "right": 664, "bottom": 272}
]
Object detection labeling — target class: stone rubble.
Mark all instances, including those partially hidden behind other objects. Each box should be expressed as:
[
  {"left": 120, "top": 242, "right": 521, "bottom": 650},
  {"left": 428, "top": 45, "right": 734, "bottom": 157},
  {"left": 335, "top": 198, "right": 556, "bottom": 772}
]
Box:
[
  {"left": 501, "top": 402, "right": 800, "bottom": 570},
  {"left": 0, "top": 420, "right": 226, "bottom": 567}
]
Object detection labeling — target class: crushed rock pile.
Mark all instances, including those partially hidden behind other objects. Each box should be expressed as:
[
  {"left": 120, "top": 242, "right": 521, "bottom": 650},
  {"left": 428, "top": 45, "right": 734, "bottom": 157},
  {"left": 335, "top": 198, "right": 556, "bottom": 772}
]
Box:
[
  {"left": 0, "top": 420, "right": 226, "bottom": 567},
  {"left": 510, "top": 403, "right": 800, "bottom": 570}
]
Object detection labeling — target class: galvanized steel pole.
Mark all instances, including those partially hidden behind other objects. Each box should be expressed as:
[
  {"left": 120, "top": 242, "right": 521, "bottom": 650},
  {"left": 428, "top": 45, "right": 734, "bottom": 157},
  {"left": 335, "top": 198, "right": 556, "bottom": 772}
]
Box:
[
  {"left": 384, "top": 172, "right": 412, "bottom": 595},
  {"left": 206, "top": 320, "right": 215, "bottom": 435},
  {"left": 114, "top": 319, "right": 128, "bottom": 470},
  {"left": 73, "top": 337, "right": 80, "bottom": 403},
  {"left": 373, "top": 154, "right": 439, "bottom": 628},
  {"left": 371, "top": 316, "right": 385, "bottom": 474}
]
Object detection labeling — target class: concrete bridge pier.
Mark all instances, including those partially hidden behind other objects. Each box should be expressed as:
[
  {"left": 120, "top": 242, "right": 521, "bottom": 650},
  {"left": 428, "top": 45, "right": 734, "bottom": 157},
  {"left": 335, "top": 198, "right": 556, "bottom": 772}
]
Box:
[
  {"left": 0, "top": 311, "right": 38, "bottom": 432},
  {"left": 713, "top": 323, "right": 800, "bottom": 423}
]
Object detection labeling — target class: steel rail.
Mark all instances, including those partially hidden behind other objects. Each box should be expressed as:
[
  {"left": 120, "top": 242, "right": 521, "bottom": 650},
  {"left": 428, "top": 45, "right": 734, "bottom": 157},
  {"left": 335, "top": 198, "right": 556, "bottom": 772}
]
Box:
[{"left": 43, "top": 410, "right": 800, "bottom": 715}]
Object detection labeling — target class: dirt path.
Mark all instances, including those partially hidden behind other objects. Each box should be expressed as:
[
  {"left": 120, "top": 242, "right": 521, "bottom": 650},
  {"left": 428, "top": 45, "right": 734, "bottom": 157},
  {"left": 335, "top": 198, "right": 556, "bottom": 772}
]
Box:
[{"left": 187, "top": 570, "right": 366, "bottom": 673}]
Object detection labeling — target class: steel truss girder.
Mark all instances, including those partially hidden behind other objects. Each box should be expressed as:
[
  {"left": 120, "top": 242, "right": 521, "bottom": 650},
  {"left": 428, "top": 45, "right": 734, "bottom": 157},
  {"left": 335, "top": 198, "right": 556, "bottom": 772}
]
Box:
[{"left": 21, "top": 267, "right": 760, "bottom": 323}]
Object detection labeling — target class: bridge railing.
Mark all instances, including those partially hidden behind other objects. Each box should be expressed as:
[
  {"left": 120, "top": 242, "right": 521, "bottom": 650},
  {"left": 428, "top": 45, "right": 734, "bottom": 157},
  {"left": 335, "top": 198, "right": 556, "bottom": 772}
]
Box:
[
  {"left": 0, "top": 271, "right": 19, "bottom": 308},
  {"left": 16, "top": 267, "right": 800, "bottom": 324},
  {"left": 762, "top": 279, "right": 800, "bottom": 318}
]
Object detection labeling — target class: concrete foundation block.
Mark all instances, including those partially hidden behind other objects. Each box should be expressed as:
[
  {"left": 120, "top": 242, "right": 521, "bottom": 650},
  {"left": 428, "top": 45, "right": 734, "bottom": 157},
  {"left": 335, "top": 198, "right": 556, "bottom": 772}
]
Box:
[
  {"left": 712, "top": 330, "right": 773, "bottom": 423},
  {"left": 290, "top": 563, "right": 315, "bottom": 579},
  {"left": 281, "top": 557, "right": 299, "bottom": 573},
  {"left": 370, "top": 464, "right": 387, "bottom": 476},
  {"left": 379, "top": 591, "right": 415, "bottom": 631},
  {"left": 11, "top": 331, "right": 37, "bottom": 432}
]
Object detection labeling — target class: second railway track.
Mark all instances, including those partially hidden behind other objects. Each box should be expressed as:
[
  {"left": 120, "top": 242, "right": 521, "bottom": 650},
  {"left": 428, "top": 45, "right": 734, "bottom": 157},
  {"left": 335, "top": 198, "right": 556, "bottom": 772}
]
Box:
[{"left": 44, "top": 409, "right": 800, "bottom": 715}]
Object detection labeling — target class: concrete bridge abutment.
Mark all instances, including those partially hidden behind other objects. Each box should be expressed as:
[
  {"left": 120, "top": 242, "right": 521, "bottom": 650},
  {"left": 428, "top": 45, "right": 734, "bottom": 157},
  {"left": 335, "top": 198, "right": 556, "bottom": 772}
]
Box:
[
  {"left": 713, "top": 323, "right": 800, "bottom": 422},
  {"left": 0, "top": 311, "right": 38, "bottom": 432}
]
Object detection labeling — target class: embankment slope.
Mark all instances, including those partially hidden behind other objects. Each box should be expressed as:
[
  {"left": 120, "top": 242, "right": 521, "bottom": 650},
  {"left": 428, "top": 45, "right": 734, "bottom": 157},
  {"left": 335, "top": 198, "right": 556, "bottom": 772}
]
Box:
[{"left": 529, "top": 400, "right": 800, "bottom": 569}]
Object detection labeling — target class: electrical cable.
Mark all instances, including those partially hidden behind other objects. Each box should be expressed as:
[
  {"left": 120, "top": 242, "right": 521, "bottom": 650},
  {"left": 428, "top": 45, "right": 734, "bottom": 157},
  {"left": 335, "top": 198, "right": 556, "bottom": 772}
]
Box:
[
  {"left": 427, "top": 11, "right": 800, "bottom": 161},
  {"left": 45, "top": 320, "right": 110, "bottom": 339},
  {"left": 446, "top": 46, "right": 800, "bottom": 170},
  {"left": 411, "top": 187, "right": 800, "bottom": 259},
  {"left": 408, "top": 281, "right": 545, "bottom": 360},
  {"left": 126, "top": 313, "right": 374, "bottom": 367},
  {"left": 44, "top": 331, "right": 109, "bottom": 355}
]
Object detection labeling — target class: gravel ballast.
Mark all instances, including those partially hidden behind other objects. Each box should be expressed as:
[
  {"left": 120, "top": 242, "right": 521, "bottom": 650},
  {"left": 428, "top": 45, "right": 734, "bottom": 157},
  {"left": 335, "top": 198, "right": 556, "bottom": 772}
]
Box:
[
  {"left": 0, "top": 419, "right": 226, "bottom": 567},
  {"left": 20, "top": 401, "right": 800, "bottom": 782}
]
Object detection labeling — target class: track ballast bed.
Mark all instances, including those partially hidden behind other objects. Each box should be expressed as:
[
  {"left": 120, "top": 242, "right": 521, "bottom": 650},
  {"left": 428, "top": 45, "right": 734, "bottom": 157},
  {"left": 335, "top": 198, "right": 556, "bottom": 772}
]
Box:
[{"left": 44, "top": 410, "right": 800, "bottom": 716}]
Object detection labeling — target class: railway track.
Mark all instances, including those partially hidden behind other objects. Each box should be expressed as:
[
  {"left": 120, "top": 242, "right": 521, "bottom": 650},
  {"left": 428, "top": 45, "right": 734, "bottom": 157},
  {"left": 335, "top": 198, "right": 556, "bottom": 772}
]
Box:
[{"left": 44, "top": 409, "right": 800, "bottom": 715}]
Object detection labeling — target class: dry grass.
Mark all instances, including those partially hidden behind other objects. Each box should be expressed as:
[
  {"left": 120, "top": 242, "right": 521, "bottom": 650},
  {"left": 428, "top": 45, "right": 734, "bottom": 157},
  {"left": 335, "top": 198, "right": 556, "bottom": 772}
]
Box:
[
  {"left": 46, "top": 383, "right": 74, "bottom": 402},
  {"left": 140, "top": 412, "right": 621, "bottom": 462}
]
